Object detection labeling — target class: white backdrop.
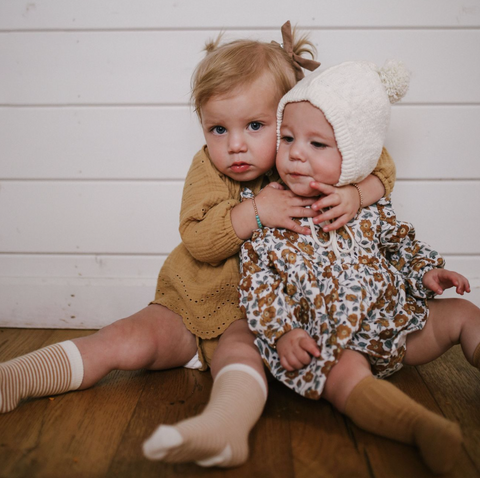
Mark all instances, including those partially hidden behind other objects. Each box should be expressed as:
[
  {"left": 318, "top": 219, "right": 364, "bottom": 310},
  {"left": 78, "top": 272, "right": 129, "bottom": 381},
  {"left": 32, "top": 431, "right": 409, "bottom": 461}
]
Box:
[{"left": 0, "top": 0, "right": 479, "bottom": 328}]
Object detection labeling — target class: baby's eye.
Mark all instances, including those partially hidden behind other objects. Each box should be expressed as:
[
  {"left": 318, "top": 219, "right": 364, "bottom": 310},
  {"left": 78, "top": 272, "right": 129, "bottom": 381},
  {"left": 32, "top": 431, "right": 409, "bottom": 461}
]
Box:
[
  {"left": 248, "top": 122, "right": 263, "bottom": 131},
  {"left": 312, "top": 141, "right": 327, "bottom": 148},
  {"left": 281, "top": 135, "right": 294, "bottom": 143},
  {"left": 211, "top": 125, "right": 227, "bottom": 135}
]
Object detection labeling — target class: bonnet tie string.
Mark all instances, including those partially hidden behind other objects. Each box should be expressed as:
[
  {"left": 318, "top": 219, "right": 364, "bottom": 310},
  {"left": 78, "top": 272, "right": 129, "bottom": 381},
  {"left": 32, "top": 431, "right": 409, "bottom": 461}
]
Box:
[{"left": 307, "top": 216, "right": 355, "bottom": 260}]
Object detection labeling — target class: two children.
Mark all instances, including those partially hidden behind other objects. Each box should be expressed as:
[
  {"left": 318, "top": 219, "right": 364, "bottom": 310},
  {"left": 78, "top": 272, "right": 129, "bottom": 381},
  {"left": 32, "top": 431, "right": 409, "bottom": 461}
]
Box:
[
  {"left": 239, "top": 60, "right": 480, "bottom": 474},
  {"left": 0, "top": 23, "right": 395, "bottom": 467}
]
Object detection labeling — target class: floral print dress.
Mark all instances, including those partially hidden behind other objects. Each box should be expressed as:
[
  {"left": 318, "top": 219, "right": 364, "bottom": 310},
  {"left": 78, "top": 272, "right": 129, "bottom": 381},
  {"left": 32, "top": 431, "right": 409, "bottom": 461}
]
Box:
[{"left": 239, "top": 194, "right": 444, "bottom": 399}]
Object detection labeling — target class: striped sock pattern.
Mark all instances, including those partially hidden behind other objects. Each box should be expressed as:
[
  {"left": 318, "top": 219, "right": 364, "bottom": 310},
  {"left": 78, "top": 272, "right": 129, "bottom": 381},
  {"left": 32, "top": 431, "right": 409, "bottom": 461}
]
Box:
[
  {"left": 0, "top": 341, "right": 84, "bottom": 413},
  {"left": 143, "top": 364, "right": 267, "bottom": 467}
]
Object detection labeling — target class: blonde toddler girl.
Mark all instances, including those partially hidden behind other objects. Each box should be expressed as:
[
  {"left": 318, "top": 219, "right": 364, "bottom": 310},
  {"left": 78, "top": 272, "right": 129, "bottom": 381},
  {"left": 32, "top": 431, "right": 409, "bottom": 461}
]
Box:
[{"left": 0, "top": 23, "right": 395, "bottom": 467}]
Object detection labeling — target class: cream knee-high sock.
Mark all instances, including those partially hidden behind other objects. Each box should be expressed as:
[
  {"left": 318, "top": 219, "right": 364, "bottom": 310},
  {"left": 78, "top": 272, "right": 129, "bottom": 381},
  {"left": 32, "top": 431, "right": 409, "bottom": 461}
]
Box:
[
  {"left": 344, "top": 376, "right": 462, "bottom": 474},
  {"left": 143, "top": 363, "right": 267, "bottom": 467},
  {"left": 0, "top": 341, "right": 84, "bottom": 413}
]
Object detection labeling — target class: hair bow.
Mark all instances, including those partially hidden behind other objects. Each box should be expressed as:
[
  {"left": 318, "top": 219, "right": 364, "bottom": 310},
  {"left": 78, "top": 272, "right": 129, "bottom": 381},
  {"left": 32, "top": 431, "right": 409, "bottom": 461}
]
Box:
[{"left": 275, "top": 21, "right": 321, "bottom": 81}]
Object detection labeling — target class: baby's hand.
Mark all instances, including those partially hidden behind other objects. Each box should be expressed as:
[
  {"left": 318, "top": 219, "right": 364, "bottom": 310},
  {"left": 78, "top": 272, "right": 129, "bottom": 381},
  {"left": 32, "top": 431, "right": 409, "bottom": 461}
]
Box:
[
  {"left": 255, "top": 182, "right": 317, "bottom": 235},
  {"left": 423, "top": 268, "right": 471, "bottom": 295},
  {"left": 309, "top": 182, "right": 359, "bottom": 232},
  {"left": 276, "top": 328, "right": 320, "bottom": 371}
]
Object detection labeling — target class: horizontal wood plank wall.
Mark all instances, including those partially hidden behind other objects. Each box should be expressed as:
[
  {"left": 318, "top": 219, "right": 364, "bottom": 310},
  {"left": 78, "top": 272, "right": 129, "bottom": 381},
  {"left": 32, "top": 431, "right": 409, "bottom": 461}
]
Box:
[{"left": 0, "top": 0, "right": 479, "bottom": 328}]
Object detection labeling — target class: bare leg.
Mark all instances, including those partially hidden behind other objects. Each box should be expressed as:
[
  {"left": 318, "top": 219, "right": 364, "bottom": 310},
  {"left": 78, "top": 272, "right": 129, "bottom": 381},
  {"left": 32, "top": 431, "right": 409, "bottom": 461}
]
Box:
[
  {"left": 322, "top": 349, "right": 372, "bottom": 411},
  {"left": 323, "top": 349, "right": 462, "bottom": 474},
  {"left": 143, "top": 319, "right": 268, "bottom": 467},
  {"left": 74, "top": 304, "right": 197, "bottom": 388},
  {"left": 209, "top": 319, "right": 267, "bottom": 381},
  {"left": 0, "top": 304, "right": 197, "bottom": 412},
  {"left": 404, "top": 298, "right": 480, "bottom": 366}
]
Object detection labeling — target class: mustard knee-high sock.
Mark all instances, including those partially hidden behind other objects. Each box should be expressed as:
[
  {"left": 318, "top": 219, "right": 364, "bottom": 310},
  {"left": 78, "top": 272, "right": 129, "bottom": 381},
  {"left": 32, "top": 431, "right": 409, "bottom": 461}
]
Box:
[
  {"left": 143, "top": 363, "right": 267, "bottom": 467},
  {"left": 0, "top": 341, "right": 84, "bottom": 413},
  {"left": 344, "top": 376, "right": 462, "bottom": 475},
  {"left": 472, "top": 343, "right": 480, "bottom": 369}
]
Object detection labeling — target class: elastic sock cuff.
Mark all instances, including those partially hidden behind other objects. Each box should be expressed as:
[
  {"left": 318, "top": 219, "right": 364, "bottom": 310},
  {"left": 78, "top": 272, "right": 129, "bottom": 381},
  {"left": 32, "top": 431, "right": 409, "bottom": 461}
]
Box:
[
  {"left": 59, "top": 340, "right": 84, "bottom": 390},
  {"left": 215, "top": 363, "right": 268, "bottom": 400}
]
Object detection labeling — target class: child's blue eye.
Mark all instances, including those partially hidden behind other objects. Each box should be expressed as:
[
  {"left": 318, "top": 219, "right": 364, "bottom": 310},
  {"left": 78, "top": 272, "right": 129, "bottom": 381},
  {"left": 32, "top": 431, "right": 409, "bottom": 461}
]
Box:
[
  {"left": 212, "top": 126, "right": 227, "bottom": 135},
  {"left": 249, "top": 122, "right": 263, "bottom": 131}
]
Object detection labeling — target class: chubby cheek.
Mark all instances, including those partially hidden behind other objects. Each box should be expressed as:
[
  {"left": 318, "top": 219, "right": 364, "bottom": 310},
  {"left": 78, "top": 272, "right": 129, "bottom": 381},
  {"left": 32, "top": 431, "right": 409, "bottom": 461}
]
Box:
[
  {"left": 206, "top": 145, "right": 227, "bottom": 172},
  {"left": 290, "top": 184, "right": 318, "bottom": 198},
  {"left": 253, "top": 146, "right": 276, "bottom": 173},
  {"left": 275, "top": 149, "right": 288, "bottom": 175}
]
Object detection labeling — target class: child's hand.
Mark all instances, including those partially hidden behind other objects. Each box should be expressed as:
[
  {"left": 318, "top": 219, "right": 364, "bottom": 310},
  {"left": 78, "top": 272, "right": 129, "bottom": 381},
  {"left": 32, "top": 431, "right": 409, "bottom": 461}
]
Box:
[
  {"left": 423, "top": 268, "right": 471, "bottom": 295},
  {"left": 255, "top": 182, "right": 318, "bottom": 235},
  {"left": 309, "top": 182, "right": 359, "bottom": 232},
  {"left": 276, "top": 328, "right": 320, "bottom": 371}
]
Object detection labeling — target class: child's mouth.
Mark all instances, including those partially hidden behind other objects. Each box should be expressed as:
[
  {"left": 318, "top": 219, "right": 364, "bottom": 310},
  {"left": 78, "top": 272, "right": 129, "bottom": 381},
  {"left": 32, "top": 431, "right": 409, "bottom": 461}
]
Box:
[{"left": 231, "top": 162, "right": 250, "bottom": 173}]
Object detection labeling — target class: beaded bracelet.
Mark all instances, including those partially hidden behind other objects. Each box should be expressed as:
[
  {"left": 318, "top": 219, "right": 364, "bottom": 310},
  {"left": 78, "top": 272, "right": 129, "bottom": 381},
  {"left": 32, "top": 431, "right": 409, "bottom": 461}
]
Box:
[
  {"left": 251, "top": 197, "right": 264, "bottom": 229},
  {"left": 352, "top": 183, "right": 364, "bottom": 216}
]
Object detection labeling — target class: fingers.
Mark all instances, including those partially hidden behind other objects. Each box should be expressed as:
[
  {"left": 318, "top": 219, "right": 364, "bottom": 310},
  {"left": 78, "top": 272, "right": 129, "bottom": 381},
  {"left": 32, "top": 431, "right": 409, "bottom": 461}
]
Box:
[
  {"left": 280, "top": 355, "right": 301, "bottom": 371},
  {"left": 312, "top": 194, "right": 339, "bottom": 212},
  {"left": 299, "top": 336, "right": 321, "bottom": 358},
  {"left": 278, "top": 333, "right": 320, "bottom": 371},
  {"left": 312, "top": 208, "right": 350, "bottom": 229},
  {"left": 296, "top": 207, "right": 317, "bottom": 218},
  {"left": 280, "top": 348, "right": 315, "bottom": 371},
  {"left": 267, "top": 182, "right": 285, "bottom": 190},
  {"left": 454, "top": 276, "right": 471, "bottom": 294},
  {"left": 287, "top": 220, "right": 312, "bottom": 235},
  {"left": 322, "top": 215, "right": 350, "bottom": 232},
  {"left": 309, "top": 182, "right": 336, "bottom": 196},
  {"left": 423, "top": 276, "right": 442, "bottom": 295}
]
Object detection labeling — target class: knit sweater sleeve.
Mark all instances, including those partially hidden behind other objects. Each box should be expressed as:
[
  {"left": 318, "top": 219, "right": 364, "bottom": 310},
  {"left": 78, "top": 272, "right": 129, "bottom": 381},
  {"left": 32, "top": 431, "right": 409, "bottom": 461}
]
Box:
[
  {"left": 371, "top": 147, "right": 396, "bottom": 196},
  {"left": 179, "top": 149, "right": 244, "bottom": 264}
]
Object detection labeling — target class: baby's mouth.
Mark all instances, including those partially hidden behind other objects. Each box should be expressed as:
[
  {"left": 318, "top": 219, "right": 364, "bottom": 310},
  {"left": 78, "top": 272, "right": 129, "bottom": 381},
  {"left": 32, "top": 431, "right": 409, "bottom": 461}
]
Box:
[{"left": 231, "top": 162, "right": 251, "bottom": 173}]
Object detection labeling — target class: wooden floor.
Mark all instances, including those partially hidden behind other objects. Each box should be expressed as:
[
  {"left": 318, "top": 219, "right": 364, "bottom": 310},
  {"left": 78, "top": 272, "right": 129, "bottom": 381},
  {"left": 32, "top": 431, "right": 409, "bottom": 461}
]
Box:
[{"left": 0, "top": 328, "right": 479, "bottom": 478}]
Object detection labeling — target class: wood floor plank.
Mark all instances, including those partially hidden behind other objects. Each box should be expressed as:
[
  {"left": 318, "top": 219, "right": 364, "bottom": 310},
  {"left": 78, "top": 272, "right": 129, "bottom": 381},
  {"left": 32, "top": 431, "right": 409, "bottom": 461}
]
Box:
[
  {"left": 0, "top": 329, "right": 151, "bottom": 478},
  {"left": 0, "top": 328, "right": 56, "bottom": 361},
  {"left": 348, "top": 363, "right": 479, "bottom": 478},
  {"left": 108, "top": 368, "right": 296, "bottom": 478},
  {"left": 0, "top": 369, "right": 151, "bottom": 478},
  {"left": 416, "top": 346, "right": 480, "bottom": 473},
  {"left": 107, "top": 367, "right": 216, "bottom": 478},
  {"left": 275, "top": 382, "right": 372, "bottom": 478},
  {"left": 1, "top": 329, "right": 479, "bottom": 478},
  {"left": 40, "top": 328, "right": 96, "bottom": 347}
]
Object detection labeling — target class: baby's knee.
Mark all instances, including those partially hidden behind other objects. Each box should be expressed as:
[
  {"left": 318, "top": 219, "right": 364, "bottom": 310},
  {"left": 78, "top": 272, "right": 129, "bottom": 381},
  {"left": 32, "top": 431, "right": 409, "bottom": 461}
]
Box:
[
  {"left": 323, "top": 350, "right": 371, "bottom": 412},
  {"left": 219, "top": 320, "right": 255, "bottom": 348},
  {"left": 439, "top": 298, "right": 480, "bottom": 325},
  {"left": 97, "top": 317, "right": 135, "bottom": 343},
  {"left": 458, "top": 298, "right": 480, "bottom": 318}
]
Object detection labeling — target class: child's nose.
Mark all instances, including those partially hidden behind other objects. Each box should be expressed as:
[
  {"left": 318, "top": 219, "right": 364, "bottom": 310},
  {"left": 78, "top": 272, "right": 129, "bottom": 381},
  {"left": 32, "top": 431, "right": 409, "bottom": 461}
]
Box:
[
  {"left": 228, "top": 132, "right": 247, "bottom": 153},
  {"left": 290, "top": 144, "right": 305, "bottom": 162}
]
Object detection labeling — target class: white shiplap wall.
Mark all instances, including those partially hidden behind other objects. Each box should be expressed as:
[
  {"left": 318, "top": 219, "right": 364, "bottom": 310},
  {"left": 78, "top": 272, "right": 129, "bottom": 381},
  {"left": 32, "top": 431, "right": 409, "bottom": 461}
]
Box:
[{"left": 0, "top": 0, "right": 479, "bottom": 328}]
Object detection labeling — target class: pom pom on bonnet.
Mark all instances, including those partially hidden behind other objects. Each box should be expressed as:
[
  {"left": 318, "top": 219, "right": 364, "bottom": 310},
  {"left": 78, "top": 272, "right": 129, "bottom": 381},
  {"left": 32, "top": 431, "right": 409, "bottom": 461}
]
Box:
[{"left": 277, "top": 60, "right": 410, "bottom": 186}]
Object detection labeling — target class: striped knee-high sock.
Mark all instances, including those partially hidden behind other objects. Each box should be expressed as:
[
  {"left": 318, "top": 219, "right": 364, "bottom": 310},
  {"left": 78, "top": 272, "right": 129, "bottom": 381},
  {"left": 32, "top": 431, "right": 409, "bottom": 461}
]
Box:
[
  {"left": 143, "top": 363, "right": 267, "bottom": 467},
  {"left": 0, "top": 341, "right": 84, "bottom": 413}
]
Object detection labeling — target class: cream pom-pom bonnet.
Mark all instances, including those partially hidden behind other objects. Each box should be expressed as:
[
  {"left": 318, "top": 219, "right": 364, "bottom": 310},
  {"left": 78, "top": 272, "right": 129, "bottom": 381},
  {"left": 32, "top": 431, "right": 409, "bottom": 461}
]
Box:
[{"left": 277, "top": 60, "right": 410, "bottom": 186}]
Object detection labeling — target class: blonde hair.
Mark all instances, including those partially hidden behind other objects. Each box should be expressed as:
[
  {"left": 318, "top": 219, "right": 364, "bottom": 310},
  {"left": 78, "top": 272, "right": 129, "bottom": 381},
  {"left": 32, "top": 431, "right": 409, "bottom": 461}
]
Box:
[{"left": 191, "top": 29, "right": 316, "bottom": 119}]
